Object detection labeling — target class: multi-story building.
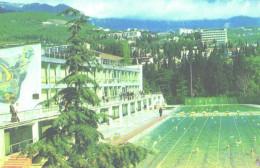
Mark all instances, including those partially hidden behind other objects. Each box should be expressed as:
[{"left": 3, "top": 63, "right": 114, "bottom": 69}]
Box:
[
  {"left": 179, "top": 28, "right": 195, "bottom": 35},
  {"left": 0, "top": 44, "right": 164, "bottom": 166},
  {"left": 105, "top": 31, "right": 142, "bottom": 40},
  {"left": 201, "top": 28, "right": 228, "bottom": 45}
]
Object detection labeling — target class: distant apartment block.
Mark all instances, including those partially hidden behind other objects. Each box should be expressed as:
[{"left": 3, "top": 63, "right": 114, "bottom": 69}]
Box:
[
  {"left": 179, "top": 28, "right": 195, "bottom": 35},
  {"left": 201, "top": 28, "right": 228, "bottom": 45},
  {"left": 105, "top": 31, "right": 142, "bottom": 40}
]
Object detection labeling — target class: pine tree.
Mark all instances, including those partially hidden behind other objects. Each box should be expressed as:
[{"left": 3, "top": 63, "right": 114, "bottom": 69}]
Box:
[{"left": 22, "top": 8, "right": 149, "bottom": 168}]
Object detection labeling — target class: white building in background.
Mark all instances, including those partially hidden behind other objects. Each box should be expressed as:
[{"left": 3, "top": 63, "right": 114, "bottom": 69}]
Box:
[
  {"left": 106, "top": 31, "right": 142, "bottom": 40},
  {"left": 179, "top": 28, "right": 195, "bottom": 35},
  {"left": 201, "top": 28, "right": 228, "bottom": 45},
  {"left": 0, "top": 44, "right": 164, "bottom": 167}
]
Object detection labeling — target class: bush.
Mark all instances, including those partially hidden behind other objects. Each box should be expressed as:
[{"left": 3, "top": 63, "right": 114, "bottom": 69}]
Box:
[{"left": 237, "top": 95, "right": 260, "bottom": 104}]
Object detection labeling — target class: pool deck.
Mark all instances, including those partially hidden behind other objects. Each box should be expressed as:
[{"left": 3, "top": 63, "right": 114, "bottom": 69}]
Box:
[{"left": 98, "top": 107, "right": 177, "bottom": 145}]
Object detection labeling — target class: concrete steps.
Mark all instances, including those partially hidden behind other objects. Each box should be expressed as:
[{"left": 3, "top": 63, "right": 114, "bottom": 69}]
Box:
[{"left": 2, "top": 155, "right": 32, "bottom": 168}]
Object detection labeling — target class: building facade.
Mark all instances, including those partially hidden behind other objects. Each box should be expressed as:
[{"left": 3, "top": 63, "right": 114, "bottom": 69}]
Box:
[
  {"left": 105, "top": 31, "right": 142, "bottom": 40},
  {"left": 0, "top": 44, "right": 165, "bottom": 166},
  {"left": 201, "top": 28, "right": 228, "bottom": 45}
]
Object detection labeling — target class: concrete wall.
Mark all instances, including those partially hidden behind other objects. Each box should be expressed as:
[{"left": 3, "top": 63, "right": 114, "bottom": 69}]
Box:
[{"left": 0, "top": 44, "right": 41, "bottom": 114}]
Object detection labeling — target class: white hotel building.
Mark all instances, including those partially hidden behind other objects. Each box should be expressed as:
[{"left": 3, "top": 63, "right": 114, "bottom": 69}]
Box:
[
  {"left": 201, "top": 28, "right": 228, "bottom": 45},
  {"left": 0, "top": 44, "right": 164, "bottom": 167}
]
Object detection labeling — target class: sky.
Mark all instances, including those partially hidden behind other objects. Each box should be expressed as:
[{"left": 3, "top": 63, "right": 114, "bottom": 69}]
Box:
[{"left": 3, "top": 0, "right": 260, "bottom": 20}]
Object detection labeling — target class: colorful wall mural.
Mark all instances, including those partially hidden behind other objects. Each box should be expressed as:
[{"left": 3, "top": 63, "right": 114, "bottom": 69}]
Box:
[{"left": 0, "top": 44, "right": 41, "bottom": 114}]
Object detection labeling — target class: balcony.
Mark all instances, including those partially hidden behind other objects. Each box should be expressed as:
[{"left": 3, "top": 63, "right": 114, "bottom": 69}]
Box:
[{"left": 0, "top": 107, "right": 60, "bottom": 128}]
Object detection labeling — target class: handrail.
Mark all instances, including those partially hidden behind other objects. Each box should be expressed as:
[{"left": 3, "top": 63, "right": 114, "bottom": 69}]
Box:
[
  {"left": 0, "top": 94, "right": 163, "bottom": 126},
  {"left": 9, "top": 138, "right": 37, "bottom": 154},
  {"left": 0, "top": 106, "right": 60, "bottom": 126},
  {"left": 0, "top": 106, "right": 58, "bottom": 116}
]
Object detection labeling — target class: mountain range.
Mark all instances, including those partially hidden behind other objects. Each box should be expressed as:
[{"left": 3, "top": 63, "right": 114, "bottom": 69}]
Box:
[
  {"left": 0, "top": 1, "right": 70, "bottom": 13},
  {"left": 91, "top": 16, "right": 260, "bottom": 32},
  {"left": 1, "top": 1, "right": 260, "bottom": 32}
]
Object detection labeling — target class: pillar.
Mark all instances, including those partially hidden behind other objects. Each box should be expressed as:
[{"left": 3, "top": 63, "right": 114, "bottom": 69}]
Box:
[
  {"left": 57, "top": 64, "right": 61, "bottom": 81},
  {"left": 160, "top": 96, "right": 163, "bottom": 105},
  {"left": 47, "top": 63, "right": 50, "bottom": 85},
  {"left": 135, "top": 101, "right": 138, "bottom": 113},
  {"left": 108, "top": 106, "right": 113, "bottom": 124},
  {"left": 119, "top": 104, "right": 123, "bottom": 119},
  {"left": 127, "top": 103, "right": 131, "bottom": 116},
  {"left": 141, "top": 100, "right": 144, "bottom": 112},
  {"left": 146, "top": 99, "right": 149, "bottom": 111},
  {"left": 0, "top": 129, "right": 5, "bottom": 166},
  {"left": 155, "top": 96, "right": 159, "bottom": 108},
  {"left": 150, "top": 97, "right": 153, "bottom": 110},
  {"left": 32, "top": 122, "right": 39, "bottom": 143}
]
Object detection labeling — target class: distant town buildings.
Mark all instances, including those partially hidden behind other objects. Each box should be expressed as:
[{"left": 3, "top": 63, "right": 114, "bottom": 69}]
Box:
[
  {"left": 179, "top": 28, "right": 195, "bottom": 35},
  {"left": 104, "top": 30, "right": 142, "bottom": 40},
  {"left": 201, "top": 28, "right": 228, "bottom": 45}
]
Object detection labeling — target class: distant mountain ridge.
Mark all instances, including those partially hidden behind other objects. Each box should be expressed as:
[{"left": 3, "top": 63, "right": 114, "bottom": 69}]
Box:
[
  {"left": 1, "top": 1, "right": 260, "bottom": 32},
  {"left": 0, "top": 1, "right": 70, "bottom": 13},
  {"left": 0, "top": 6, "right": 12, "bottom": 13},
  {"left": 92, "top": 16, "right": 260, "bottom": 32}
]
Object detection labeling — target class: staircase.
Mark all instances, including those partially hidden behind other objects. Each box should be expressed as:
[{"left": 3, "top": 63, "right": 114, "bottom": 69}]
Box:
[{"left": 2, "top": 154, "right": 32, "bottom": 168}]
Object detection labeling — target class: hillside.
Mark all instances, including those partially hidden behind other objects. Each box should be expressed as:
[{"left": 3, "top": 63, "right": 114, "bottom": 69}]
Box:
[{"left": 0, "top": 12, "right": 97, "bottom": 47}]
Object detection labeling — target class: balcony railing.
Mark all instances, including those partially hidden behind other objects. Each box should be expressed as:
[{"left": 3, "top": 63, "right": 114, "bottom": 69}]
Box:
[
  {"left": 0, "top": 107, "right": 60, "bottom": 127},
  {"left": 42, "top": 76, "right": 140, "bottom": 86},
  {"left": 8, "top": 138, "right": 37, "bottom": 154},
  {"left": 43, "top": 52, "right": 69, "bottom": 59}
]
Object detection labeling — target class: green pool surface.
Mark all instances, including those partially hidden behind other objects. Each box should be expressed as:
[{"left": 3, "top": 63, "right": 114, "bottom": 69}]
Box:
[{"left": 134, "top": 106, "right": 260, "bottom": 168}]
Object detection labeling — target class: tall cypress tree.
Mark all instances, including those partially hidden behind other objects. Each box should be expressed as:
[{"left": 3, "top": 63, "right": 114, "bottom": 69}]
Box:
[{"left": 22, "top": 8, "right": 148, "bottom": 168}]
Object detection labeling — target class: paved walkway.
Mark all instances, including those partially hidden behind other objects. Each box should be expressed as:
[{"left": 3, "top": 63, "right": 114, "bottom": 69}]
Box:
[{"left": 98, "top": 107, "right": 177, "bottom": 144}]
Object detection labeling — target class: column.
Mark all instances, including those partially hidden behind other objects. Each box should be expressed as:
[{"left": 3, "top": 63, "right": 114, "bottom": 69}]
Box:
[
  {"left": 108, "top": 106, "right": 113, "bottom": 124},
  {"left": 135, "top": 101, "right": 138, "bottom": 113},
  {"left": 155, "top": 97, "right": 159, "bottom": 109},
  {"left": 146, "top": 99, "right": 149, "bottom": 111},
  {"left": 119, "top": 104, "right": 123, "bottom": 119},
  {"left": 160, "top": 96, "right": 163, "bottom": 105},
  {"left": 32, "top": 122, "right": 39, "bottom": 143},
  {"left": 47, "top": 63, "right": 51, "bottom": 85},
  {"left": 0, "top": 129, "right": 5, "bottom": 166},
  {"left": 57, "top": 64, "right": 61, "bottom": 81},
  {"left": 141, "top": 100, "right": 144, "bottom": 112},
  {"left": 127, "top": 102, "right": 131, "bottom": 116}
]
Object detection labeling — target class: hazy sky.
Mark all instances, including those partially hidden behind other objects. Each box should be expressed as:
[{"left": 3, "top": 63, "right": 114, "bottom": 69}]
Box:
[{"left": 4, "top": 0, "right": 260, "bottom": 20}]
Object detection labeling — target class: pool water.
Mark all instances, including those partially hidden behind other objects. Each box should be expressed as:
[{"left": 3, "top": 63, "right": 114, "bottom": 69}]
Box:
[{"left": 133, "top": 115, "right": 260, "bottom": 168}]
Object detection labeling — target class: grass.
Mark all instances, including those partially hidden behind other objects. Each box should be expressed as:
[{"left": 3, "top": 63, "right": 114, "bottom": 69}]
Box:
[{"left": 133, "top": 105, "right": 260, "bottom": 168}]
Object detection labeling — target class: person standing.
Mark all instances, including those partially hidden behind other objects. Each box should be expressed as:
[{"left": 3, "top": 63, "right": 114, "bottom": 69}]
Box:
[
  {"left": 159, "top": 107, "right": 163, "bottom": 117},
  {"left": 10, "top": 102, "right": 20, "bottom": 122},
  {"left": 15, "top": 102, "right": 20, "bottom": 122}
]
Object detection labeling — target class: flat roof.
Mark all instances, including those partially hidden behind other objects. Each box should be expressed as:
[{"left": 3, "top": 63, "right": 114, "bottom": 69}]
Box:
[{"left": 91, "top": 50, "right": 124, "bottom": 61}]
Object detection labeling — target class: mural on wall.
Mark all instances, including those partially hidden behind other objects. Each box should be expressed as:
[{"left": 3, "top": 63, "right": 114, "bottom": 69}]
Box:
[{"left": 0, "top": 47, "right": 34, "bottom": 103}]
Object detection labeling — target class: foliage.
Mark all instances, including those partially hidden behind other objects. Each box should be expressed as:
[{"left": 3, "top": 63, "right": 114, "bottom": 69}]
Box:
[
  {"left": 143, "top": 39, "right": 260, "bottom": 104},
  {"left": 122, "top": 40, "right": 131, "bottom": 65}
]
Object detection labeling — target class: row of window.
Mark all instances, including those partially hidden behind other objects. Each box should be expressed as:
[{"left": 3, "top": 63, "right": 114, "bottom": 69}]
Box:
[{"left": 41, "top": 63, "right": 140, "bottom": 85}]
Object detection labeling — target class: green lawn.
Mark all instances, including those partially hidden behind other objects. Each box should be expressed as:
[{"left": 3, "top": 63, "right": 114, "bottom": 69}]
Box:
[{"left": 133, "top": 107, "right": 260, "bottom": 167}]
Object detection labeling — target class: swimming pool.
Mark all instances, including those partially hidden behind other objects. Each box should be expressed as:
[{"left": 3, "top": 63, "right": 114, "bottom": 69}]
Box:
[{"left": 133, "top": 114, "right": 260, "bottom": 168}]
